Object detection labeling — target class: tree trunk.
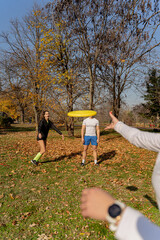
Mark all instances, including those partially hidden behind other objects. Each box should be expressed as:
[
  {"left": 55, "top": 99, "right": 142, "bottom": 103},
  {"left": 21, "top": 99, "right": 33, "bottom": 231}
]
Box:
[
  {"left": 67, "top": 117, "right": 74, "bottom": 136},
  {"left": 116, "top": 96, "right": 121, "bottom": 118},
  {"left": 112, "top": 71, "right": 121, "bottom": 118},
  {"left": 34, "top": 106, "right": 41, "bottom": 130},
  {"left": 112, "top": 72, "right": 117, "bottom": 117},
  {"left": 88, "top": 66, "right": 94, "bottom": 110},
  {"left": 20, "top": 107, "right": 25, "bottom": 123},
  {"left": 66, "top": 81, "right": 74, "bottom": 136}
]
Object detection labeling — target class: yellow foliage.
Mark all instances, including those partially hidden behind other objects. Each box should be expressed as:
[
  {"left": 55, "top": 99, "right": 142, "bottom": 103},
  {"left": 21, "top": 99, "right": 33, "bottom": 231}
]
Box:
[{"left": 0, "top": 97, "right": 18, "bottom": 119}]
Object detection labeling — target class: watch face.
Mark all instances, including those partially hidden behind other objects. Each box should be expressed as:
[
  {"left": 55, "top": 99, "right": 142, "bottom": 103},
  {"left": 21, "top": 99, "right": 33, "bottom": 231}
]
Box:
[{"left": 108, "top": 204, "right": 122, "bottom": 218}]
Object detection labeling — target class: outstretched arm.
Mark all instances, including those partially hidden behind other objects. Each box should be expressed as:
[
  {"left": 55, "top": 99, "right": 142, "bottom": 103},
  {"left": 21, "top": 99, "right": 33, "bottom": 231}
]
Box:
[
  {"left": 81, "top": 188, "right": 160, "bottom": 240},
  {"left": 105, "top": 112, "right": 160, "bottom": 153},
  {"left": 51, "top": 122, "right": 64, "bottom": 140},
  {"left": 105, "top": 112, "right": 160, "bottom": 209}
]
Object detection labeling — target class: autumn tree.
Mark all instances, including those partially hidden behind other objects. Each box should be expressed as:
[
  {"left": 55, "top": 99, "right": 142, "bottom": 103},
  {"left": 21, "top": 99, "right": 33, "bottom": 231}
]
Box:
[
  {"left": 96, "top": 0, "right": 160, "bottom": 117},
  {"left": 53, "top": 0, "right": 109, "bottom": 110},
  {"left": 53, "top": 0, "right": 160, "bottom": 117},
  {"left": 0, "top": 94, "right": 18, "bottom": 120},
  {"left": 39, "top": 6, "right": 87, "bottom": 135},
  {"left": 0, "top": 57, "right": 32, "bottom": 122},
  {"left": 1, "top": 5, "right": 86, "bottom": 135},
  {"left": 0, "top": 6, "right": 54, "bottom": 127}
]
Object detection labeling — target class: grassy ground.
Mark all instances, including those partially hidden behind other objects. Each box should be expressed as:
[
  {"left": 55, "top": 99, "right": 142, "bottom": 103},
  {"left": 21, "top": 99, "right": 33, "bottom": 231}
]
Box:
[{"left": 0, "top": 125, "right": 160, "bottom": 240}]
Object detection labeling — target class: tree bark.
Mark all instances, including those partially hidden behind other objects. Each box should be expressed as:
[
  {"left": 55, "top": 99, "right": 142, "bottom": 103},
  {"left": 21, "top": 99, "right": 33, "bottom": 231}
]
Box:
[
  {"left": 89, "top": 69, "right": 94, "bottom": 110},
  {"left": 66, "top": 81, "right": 74, "bottom": 136},
  {"left": 20, "top": 107, "right": 25, "bottom": 123}
]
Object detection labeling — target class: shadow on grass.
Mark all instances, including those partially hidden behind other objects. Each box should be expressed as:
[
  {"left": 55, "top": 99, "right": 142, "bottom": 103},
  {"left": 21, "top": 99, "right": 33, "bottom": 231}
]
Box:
[
  {"left": 85, "top": 161, "right": 93, "bottom": 165},
  {"left": 144, "top": 194, "right": 158, "bottom": 209},
  {"left": 126, "top": 186, "right": 138, "bottom": 191},
  {"left": 100, "top": 129, "right": 117, "bottom": 136},
  {"left": 41, "top": 151, "right": 81, "bottom": 164},
  {"left": 100, "top": 129, "right": 119, "bottom": 136},
  {"left": 98, "top": 150, "right": 116, "bottom": 165},
  {"left": 126, "top": 188, "right": 158, "bottom": 209},
  {"left": 105, "top": 136, "right": 122, "bottom": 141}
]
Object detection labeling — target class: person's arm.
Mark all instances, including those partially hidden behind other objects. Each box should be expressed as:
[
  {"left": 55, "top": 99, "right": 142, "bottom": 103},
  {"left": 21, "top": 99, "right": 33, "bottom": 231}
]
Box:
[
  {"left": 38, "top": 120, "right": 43, "bottom": 138},
  {"left": 81, "top": 188, "right": 160, "bottom": 240},
  {"left": 38, "top": 120, "right": 43, "bottom": 133},
  {"left": 105, "top": 112, "right": 160, "bottom": 153},
  {"left": 115, "top": 206, "right": 160, "bottom": 240},
  {"left": 81, "top": 125, "right": 86, "bottom": 144},
  {"left": 96, "top": 125, "right": 100, "bottom": 143},
  {"left": 115, "top": 122, "right": 160, "bottom": 153},
  {"left": 50, "top": 122, "right": 64, "bottom": 139}
]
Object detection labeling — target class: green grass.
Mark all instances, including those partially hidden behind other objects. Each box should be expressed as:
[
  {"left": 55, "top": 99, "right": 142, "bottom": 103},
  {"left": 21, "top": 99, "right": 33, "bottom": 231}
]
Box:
[{"left": 0, "top": 125, "right": 160, "bottom": 239}]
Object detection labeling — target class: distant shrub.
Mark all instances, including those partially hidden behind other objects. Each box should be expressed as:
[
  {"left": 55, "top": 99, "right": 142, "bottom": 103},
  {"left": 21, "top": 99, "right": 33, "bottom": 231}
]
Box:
[{"left": 0, "top": 115, "right": 13, "bottom": 128}]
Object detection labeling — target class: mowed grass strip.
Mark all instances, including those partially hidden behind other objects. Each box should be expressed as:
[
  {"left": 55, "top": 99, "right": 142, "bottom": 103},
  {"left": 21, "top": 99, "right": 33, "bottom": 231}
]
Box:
[{"left": 0, "top": 126, "right": 159, "bottom": 239}]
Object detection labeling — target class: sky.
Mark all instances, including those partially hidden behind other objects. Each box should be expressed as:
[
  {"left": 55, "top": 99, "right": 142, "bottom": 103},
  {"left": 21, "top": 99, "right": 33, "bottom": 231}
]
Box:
[
  {"left": 0, "top": 0, "right": 159, "bottom": 108},
  {"left": 0, "top": 0, "right": 50, "bottom": 33}
]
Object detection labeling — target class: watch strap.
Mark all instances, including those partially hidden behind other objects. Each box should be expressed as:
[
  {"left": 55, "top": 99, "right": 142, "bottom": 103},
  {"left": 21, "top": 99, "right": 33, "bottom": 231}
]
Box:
[{"left": 106, "top": 200, "right": 126, "bottom": 231}]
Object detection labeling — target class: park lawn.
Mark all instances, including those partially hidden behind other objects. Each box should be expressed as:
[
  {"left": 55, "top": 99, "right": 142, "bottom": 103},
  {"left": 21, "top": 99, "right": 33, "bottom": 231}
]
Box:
[{"left": 0, "top": 126, "right": 159, "bottom": 240}]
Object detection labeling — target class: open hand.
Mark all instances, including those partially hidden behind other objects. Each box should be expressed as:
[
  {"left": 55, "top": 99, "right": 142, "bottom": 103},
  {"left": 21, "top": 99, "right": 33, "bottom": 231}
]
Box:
[{"left": 105, "top": 112, "right": 119, "bottom": 130}]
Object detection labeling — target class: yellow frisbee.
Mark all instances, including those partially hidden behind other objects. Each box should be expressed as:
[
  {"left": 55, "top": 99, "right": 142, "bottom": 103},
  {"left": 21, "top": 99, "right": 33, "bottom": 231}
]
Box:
[{"left": 67, "top": 110, "right": 97, "bottom": 117}]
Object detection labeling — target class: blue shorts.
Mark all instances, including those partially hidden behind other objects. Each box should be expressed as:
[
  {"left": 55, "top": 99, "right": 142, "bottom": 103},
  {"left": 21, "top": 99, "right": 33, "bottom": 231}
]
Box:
[{"left": 84, "top": 136, "right": 98, "bottom": 146}]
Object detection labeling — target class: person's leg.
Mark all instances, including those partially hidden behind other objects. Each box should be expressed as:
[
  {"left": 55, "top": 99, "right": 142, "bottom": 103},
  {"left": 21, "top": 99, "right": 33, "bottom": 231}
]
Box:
[
  {"left": 38, "top": 140, "right": 46, "bottom": 154},
  {"left": 82, "top": 136, "right": 90, "bottom": 165},
  {"left": 82, "top": 145, "right": 88, "bottom": 165},
  {"left": 32, "top": 140, "right": 46, "bottom": 165},
  {"left": 92, "top": 145, "right": 98, "bottom": 164},
  {"left": 91, "top": 136, "right": 98, "bottom": 165}
]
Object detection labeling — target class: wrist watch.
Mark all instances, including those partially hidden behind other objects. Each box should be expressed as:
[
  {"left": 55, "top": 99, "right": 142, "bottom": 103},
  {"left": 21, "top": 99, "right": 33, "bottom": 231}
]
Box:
[{"left": 106, "top": 200, "right": 126, "bottom": 231}]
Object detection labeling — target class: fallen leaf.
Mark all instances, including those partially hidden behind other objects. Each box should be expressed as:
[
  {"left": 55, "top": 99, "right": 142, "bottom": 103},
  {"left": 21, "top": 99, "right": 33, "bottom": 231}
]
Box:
[
  {"left": 9, "top": 193, "right": 14, "bottom": 200},
  {"left": 12, "top": 220, "right": 17, "bottom": 225},
  {"left": 29, "top": 223, "right": 36, "bottom": 227},
  {"left": 0, "top": 194, "right": 4, "bottom": 199}
]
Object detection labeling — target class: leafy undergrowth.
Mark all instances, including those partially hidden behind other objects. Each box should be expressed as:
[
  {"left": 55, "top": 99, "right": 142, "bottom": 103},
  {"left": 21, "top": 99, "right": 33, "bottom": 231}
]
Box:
[{"left": 0, "top": 127, "right": 159, "bottom": 239}]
